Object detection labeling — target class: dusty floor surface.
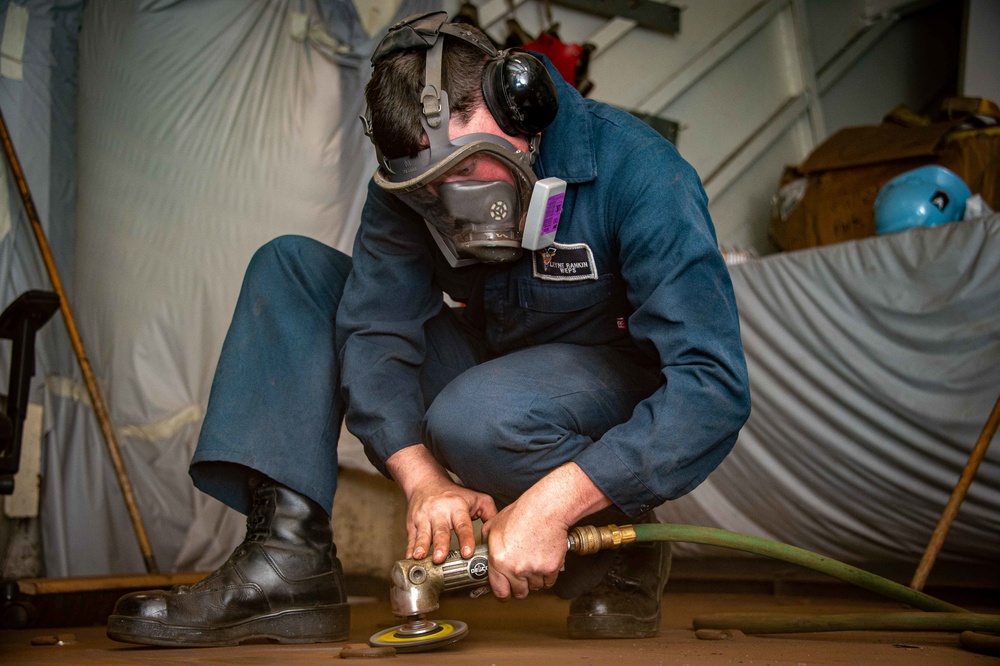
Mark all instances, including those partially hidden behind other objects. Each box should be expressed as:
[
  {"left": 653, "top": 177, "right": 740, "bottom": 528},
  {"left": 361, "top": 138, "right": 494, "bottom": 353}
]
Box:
[{"left": 2, "top": 590, "right": 997, "bottom": 665}]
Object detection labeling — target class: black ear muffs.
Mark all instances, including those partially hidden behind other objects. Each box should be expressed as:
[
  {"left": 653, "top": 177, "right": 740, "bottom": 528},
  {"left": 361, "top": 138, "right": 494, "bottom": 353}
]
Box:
[
  {"left": 482, "top": 51, "right": 559, "bottom": 137},
  {"left": 368, "top": 12, "right": 559, "bottom": 140}
]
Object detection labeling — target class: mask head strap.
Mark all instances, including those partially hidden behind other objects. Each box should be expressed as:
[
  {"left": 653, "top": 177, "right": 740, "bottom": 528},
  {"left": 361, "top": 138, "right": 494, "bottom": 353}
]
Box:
[
  {"left": 421, "top": 38, "right": 445, "bottom": 130},
  {"left": 363, "top": 12, "right": 506, "bottom": 164}
]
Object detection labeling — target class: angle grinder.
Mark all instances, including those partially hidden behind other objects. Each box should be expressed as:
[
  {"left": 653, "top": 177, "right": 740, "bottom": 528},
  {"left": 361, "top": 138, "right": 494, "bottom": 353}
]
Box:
[{"left": 369, "top": 524, "right": 636, "bottom": 653}]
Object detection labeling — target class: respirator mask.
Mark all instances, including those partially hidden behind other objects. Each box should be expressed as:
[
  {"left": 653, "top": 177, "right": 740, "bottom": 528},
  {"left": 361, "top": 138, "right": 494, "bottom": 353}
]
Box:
[{"left": 363, "top": 12, "right": 565, "bottom": 266}]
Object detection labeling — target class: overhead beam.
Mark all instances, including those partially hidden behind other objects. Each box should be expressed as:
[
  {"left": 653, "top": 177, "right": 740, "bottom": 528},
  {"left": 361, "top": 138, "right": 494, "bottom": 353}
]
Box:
[
  {"left": 477, "top": 0, "right": 533, "bottom": 30},
  {"left": 703, "top": 94, "right": 808, "bottom": 201},
  {"left": 586, "top": 16, "right": 637, "bottom": 55},
  {"left": 549, "top": 0, "right": 680, "bottom": 35},
  {"left": 789, "top": 0, "right": 826, "bottom": 143},
  {"left": 637, "top": 0, "right": 785, "bottom": 115},
  {"left": 815, "top": 13, "right": 897, "bottom": 93}
]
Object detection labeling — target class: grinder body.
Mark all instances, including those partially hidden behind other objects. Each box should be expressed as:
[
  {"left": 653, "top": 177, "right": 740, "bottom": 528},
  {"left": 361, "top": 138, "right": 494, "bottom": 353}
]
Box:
[{"left": 389, "top": 543, "right": 490, "bottom": 618}]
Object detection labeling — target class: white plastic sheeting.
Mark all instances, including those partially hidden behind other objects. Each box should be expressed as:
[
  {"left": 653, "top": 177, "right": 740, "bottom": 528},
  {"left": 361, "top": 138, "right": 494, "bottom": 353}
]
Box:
[
  {"left": 661, "top": 215, "right": 1000, "bottom": 565},
  {"left": 51, "top": 0, "right": 435, "bottom": 576}
]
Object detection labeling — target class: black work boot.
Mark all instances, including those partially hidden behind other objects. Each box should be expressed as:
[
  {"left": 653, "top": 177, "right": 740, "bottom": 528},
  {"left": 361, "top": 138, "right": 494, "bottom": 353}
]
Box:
[
  {"left": 107, "top": 477, "right": 349, "bottom": 647},
  {"left": 566, "top": 515, "right": 671, "bottom": 639}
]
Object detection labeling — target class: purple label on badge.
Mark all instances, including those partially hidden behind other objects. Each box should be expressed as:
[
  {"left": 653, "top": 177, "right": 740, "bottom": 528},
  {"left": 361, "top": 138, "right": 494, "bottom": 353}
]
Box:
[{"left": 542, "top": 193, "right": 564, "bottom": 235}]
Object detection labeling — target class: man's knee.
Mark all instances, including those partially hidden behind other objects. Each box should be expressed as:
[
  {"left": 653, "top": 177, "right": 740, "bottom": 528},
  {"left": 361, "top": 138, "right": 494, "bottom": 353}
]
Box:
[
  {"left": 424, "top": 372, "right": 500, "bottom": 462},
  {"left": 245, "top": 235, "right": 352, "bottom": 300},
  {"left": 423, "top": 366, "right": 572, "bottom": 502},
  {"left": 248, "top": 235, "right": 351, "bottom": 283},
  {"left": 423, "top": 346, "right": 656, "bottom": 502}
]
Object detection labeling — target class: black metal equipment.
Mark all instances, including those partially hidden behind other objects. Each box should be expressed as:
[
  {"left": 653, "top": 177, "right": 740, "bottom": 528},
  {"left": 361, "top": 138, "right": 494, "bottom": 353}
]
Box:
[{"left": 0, "top": 289, "right": 59, "bottom": 495}]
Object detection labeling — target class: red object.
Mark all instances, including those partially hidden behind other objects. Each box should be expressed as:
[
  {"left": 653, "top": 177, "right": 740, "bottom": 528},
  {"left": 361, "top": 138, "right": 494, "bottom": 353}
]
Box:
[{"left": 522, "top": 32, "right": 584, "bottom": 87}]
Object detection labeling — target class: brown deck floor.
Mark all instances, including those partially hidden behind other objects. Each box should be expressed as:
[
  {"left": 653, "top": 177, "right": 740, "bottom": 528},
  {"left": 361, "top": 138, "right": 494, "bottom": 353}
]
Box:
[{"left": 3, "top": 588, "right": 997, "bottom": 665}]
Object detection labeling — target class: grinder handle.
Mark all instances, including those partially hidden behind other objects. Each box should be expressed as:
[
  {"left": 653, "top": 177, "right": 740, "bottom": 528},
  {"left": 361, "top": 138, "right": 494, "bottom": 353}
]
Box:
[{"left": 438, "top": 543, "right": 491, "bottom": 592}]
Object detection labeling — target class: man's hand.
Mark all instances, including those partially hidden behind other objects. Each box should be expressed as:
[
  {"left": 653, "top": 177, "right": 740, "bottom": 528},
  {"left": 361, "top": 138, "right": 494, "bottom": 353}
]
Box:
[
  {"left": 387, "top": 444, "right": 497, "bottom": 563},
  {"left": 481, "top": 462, "right": 612, "bottom": 600},
  {"left": 480, "top": 498, "right": 567, "bottom": 600}
]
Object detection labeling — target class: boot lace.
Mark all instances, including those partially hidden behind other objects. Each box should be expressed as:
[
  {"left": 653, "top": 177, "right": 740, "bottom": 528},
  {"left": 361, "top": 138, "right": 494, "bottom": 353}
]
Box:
[
  {"left": 235, "top": 484, "right": 273, "bottom": 553},
  {"left": 182, "top": 485, "right": 272, "bottom": 591}
]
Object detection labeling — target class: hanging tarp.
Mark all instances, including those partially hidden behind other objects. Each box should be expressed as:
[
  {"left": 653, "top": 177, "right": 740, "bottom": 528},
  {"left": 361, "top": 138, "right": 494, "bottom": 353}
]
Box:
[
  {"left": 661, "top": 214, "right": 1000, "bottom": 566},
  {"left": 51, "top": 0, "right": 434, "bottom": 576}
]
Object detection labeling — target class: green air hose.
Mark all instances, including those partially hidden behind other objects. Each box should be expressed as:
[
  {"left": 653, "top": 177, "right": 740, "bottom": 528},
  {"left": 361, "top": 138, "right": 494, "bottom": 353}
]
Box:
[
  {"left": 576, "top": 523, "right": 1000, "bottom": 653},
  {"left": 631, "top": 523, "right": 966, "bottom": 613}
]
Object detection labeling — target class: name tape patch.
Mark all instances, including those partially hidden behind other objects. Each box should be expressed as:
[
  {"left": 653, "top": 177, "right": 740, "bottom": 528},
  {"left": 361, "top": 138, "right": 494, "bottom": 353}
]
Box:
[{"left": 532, "top": 242, "right": 598, "bottom": 281}]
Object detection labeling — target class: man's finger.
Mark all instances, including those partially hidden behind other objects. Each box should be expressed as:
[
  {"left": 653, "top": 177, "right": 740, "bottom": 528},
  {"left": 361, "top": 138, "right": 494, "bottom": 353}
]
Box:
[
  {"left": 489, "top": 568, "right": 511, "bottom": 601},
  {"left": 453, "top": 514, "right": 476, "bottom": 558},
  {"left": 431, "top": 525, "right": 452, "bottom": 563},
  {"left": 510, "top": 576, "right": 530, "bottom": 600},
  {"left": 412, "top": 529, "right": 431, "bottom": 560},
  {"left": 475, "top": 495, "right": 499, "bottom": 522},
  {"left": 527, "top": 575, "right": 546, "bottom": 592}
]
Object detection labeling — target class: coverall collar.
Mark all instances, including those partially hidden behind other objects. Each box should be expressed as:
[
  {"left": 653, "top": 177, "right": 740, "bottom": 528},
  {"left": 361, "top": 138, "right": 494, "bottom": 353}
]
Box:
[{"left": 534, "top": 55, "right": 597, "bottom": 184}]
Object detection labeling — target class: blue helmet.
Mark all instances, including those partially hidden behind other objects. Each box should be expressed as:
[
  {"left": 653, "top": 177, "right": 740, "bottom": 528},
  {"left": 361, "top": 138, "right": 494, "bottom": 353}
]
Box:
[{"left": 874, "top": 165, "right": 971, "bottom": 235}]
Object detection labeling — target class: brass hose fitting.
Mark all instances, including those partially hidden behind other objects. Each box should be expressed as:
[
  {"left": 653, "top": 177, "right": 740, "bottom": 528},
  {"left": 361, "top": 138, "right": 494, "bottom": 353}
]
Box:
[{"left": 567, "top": 524, "right": 637, "bottom": 555}]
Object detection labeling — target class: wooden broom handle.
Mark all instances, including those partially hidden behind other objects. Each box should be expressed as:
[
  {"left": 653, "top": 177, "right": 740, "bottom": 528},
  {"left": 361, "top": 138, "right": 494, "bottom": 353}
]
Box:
[{"left": 911, "top": 392, "right": 1000, "bottom": 590}]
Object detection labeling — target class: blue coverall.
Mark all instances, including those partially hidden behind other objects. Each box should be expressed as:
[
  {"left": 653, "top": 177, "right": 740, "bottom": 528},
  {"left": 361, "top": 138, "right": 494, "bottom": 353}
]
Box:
[{"left": 190, "top": 62, "right": 751, "bottom": 563}]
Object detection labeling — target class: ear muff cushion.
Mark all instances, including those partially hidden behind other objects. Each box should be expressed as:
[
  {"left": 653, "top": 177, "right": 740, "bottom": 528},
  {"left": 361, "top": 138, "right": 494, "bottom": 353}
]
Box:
[{"left": 482, "top": 52, "right": 559, "bottom": 137}]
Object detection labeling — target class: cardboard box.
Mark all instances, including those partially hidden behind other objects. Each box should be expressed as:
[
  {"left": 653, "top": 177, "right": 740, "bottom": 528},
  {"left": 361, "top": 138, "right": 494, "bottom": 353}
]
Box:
[{"left": 769, "top": 115, "right": 1000, "bottom": 252}]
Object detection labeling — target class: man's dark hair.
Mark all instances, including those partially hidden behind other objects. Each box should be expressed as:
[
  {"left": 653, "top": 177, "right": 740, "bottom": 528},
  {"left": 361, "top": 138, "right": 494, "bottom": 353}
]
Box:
[{"left": 365, "top": 30, "right": 491, "bottom": 160}]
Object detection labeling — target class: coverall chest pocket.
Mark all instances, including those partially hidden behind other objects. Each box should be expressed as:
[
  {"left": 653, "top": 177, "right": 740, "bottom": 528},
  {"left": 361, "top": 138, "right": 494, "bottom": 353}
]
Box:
[{"left": 517, "top": 275, "right": 618, "bottom": 346}]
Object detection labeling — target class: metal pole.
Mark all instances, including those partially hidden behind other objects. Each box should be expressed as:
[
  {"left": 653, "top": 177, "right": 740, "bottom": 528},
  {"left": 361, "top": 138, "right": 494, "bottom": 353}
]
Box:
[
  {"left": 910, "top": 392, "right": 1000, "bottom": 591},
  {"left": 0, "top": 105, "right": 159, "bottom": 574}
]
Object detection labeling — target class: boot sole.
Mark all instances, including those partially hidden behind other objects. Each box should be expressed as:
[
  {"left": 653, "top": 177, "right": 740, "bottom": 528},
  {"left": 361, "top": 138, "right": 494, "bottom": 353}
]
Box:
[
  {"left": 567, "top": 611, "right": 661, "bottom": 639},
  {"left": 107, "top": 604, "right": 350, "bottom": 647}
]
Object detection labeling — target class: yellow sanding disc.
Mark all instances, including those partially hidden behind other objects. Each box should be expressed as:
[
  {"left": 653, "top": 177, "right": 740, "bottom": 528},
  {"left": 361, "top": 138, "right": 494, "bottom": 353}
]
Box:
[{"left": 369, "top": 619, "right": 469, "bottom": 653}]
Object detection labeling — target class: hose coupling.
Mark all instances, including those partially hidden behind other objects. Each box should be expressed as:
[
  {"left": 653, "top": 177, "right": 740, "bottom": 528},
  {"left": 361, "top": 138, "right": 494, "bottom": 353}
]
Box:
[{"left": 567, "top": 524, "right": 637, "bottom": 556}]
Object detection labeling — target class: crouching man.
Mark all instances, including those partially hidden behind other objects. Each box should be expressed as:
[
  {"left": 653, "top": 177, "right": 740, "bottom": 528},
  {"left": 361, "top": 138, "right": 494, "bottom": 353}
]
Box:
[{"left": 106, "top": 12, "right": 750, "bottom": 647}]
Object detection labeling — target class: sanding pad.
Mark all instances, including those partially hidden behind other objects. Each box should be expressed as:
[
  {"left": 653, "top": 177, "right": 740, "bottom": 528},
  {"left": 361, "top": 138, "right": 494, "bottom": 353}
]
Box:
[{"left": 369, "top": 619, "right": 469, "bottom": 653}]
